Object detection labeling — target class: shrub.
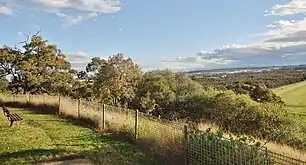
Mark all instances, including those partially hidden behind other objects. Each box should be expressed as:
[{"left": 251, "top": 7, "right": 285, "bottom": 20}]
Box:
[
  {"left": 160, "top": 90, "right": 306, "bottom": 150},
  {"left": 187, "top": 126, "right": 271, "bottom": 165}
]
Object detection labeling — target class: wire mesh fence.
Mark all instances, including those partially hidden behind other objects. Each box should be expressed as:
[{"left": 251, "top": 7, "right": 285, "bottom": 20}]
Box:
[
  {"left": 138, "top": 112, "right": 185, "bottom": 165},
  {"left": 104, "top": 104, "right": 135, "bottom": 139},
  {"left": 79, "top": 100, "right": 102, "bottom": 127},
  {"left": 186, "top": 129, "right": 270, "bottom": 165},
  {"left": 267, "top": 151, "right": 306, "bottom": 165},
  {"left": 59, "top": 97, "right": 78, "bottom": 118},
  {"left": 1, "top": 93, "right": 306, "bottom": 165}
]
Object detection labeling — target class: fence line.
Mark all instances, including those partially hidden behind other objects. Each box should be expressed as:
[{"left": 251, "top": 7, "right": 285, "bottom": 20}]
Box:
[{"left": 1, "top": 93, "right": 306, "bottom": 165}]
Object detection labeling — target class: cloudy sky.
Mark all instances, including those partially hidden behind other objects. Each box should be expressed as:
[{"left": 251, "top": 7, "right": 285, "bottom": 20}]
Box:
[{"left": 1, "top": 0, "right": 306, "bottom": 71}]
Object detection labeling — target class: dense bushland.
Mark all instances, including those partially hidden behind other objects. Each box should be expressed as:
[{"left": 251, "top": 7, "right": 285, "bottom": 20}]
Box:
[
  {"left": 0, "top": 33, "right": 306, "bottom": 151},
  {"left": 192, "top": 69, "right": 306, "bottom": 90}
]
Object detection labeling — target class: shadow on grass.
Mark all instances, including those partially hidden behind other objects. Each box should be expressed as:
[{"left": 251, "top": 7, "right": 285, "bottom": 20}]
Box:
[
  {"left": 0, "top": 100, "right": 59, "bottom": 115},
  {"left": 59, "top": 115, "right": 137, "bottom": 145},
  {"left": 0, "top": 136, "right": 156, "bottom": 165},
  {"left": 0, "top": 149, "right": 72, "bottom": 164},
  {"left": 60, "top": 115, "right": 99, "bottom": 129},
  {"left": 0, "top": 100, "right": 166, "bottom": 164}
]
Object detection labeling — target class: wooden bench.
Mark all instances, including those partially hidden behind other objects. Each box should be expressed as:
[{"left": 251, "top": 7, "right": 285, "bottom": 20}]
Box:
[{"left": 2, "top": 106, "right": 23, "bottom": 127}]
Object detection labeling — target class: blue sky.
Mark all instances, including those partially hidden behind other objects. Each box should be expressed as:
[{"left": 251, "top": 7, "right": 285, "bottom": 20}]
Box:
[{"left": 1, "top": 0, "right": 306, "bottom": 71}]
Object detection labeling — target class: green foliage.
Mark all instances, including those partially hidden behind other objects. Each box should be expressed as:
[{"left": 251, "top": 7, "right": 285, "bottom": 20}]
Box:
[
  {"left": 0, "top": 71, "right": 8, "bottom": 92},
  {"left": 135, "top": 72, "right": 175, "bottom": 114},
  {"left": 187, "top": 127, "right": 270, "bottom": 165},
  {"left": 0, "top": 34, "right": 73, "bottom": 94},
  {"left": 134, "top": 71, "right": 205, "bottom": 116},
  {"left": 92, "top": 53, "right": 142, "bottom": 106},
  {"left": 251, "top": 84, "right": 284, "bottom": 104}
]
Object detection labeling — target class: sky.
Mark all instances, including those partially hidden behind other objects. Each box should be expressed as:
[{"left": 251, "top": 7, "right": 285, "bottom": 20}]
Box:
[{"left": 1, "top": 0, "right": 306, "bottom": 72}]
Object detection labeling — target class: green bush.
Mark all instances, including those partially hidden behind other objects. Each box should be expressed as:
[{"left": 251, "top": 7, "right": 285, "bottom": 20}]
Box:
[
  {"left": 161, "top": 90, "right": 306, "bottom": 150},
  {"left": 187, "top": 127, "right": 271, "bottom": 165}
]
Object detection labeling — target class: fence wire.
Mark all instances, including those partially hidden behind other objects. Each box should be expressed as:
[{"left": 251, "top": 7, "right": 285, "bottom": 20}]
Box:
[
  {"left": 104, "top": 105, "right": 135, "bottom": 138},
  {"left": 187, "top": 130, "right": 270, "bottom": 165},
  {"left": 79, "top": 101, "right": 102, "bottom": 127},
  {"left": 138, "top": 112, "right": 185, "bottom": 165},
  {"left": 1, "top": 93, "right": 306, "bottom": 165},
  {"left": 267, "top": 151, "right": 306, "bottom": 165},
  {"left": 59, "top": 97, "right": 78, "bottom": 117}
]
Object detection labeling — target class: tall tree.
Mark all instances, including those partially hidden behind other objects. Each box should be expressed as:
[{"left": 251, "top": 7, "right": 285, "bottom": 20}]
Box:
[
  {"left": 0, "top": 33, "right": 73, "bottom": 94},
  {"left": 92, "top": 53, "right": 142, "bottom": 106},
  {"left": 136, "top": 73, "right": 175, "bottom": 113}
]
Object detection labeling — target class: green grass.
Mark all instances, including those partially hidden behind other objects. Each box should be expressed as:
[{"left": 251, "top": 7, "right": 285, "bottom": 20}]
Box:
[
  {"left": 0, "top": 107, "right": 156, "bottom": 165},
  {"left": 273, "top": 81, "right": 306, "bottom": 121}
]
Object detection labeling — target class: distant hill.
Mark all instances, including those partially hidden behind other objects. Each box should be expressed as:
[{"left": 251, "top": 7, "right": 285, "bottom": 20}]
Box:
[{"left": 184, "top": 64, "right": 306, "bottom": 75}]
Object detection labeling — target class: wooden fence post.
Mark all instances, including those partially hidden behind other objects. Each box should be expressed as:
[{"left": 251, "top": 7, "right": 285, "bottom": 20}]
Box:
[
  {"left": 184, "top": 125, "right": 189, "bottom": 165},
  {"left": 77, "top": 98, "right": 81, "bottom": 118},
  {"left": 134, "top": 109, "right": 139, "bottom": 141},
  {"left": 43, "top": 94, "right": 45, "bottom": 104},
  {"left": 28, "top": 94, "right": 30, "bottom": 103},
  {"left": 102, "top": 104, "right": 106, "bottom": 130},
  {"left": 13, "top": 95, "right": 15, "bottom": 102}
]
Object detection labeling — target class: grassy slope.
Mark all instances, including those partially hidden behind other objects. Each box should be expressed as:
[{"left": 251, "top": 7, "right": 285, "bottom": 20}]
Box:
[
  {"left": 0, "top": 108, "right": 156, "bottom": 165},
  {"left": 273, "top": 81, "right": 306, "bottom": 118}
]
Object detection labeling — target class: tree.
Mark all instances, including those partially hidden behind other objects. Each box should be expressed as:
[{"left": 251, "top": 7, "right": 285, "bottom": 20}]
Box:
[
  {"left": 92, "top": 53, "right": 142, "bottom": 106},
  {"left": 251, "top": 84, "right": 284, "bottom": 104},
  {"left": 134, "top": 71, "right": 204, "bottom": 115},
  {"left": 77, "top": 70, "right": 89, "bottom": 80},
  {"left": 0, "top": 70, "right": 8, "bottom": 92},
  {"left": 135, "top": 72, "right": 175, "bottom": 114},
  {"left": 174, "top": 74, "right": 204, "bottom": 97},
  {"left": 0, "top": 33, "right": 73, "bottom": 94},
  {"left": 86, "top": 57, "right": 104, "bottom": 74}
]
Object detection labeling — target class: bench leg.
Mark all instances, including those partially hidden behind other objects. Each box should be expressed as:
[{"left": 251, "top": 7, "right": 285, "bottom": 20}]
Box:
[{"left": 10, "top": 120, "right": 14, "bottom": 127}]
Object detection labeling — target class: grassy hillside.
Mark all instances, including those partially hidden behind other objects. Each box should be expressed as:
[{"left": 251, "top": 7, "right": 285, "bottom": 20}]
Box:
[
  {"left": 273, "top": 81, "right": 306, "bottom": 119},
  {"left": 0, "top": 107, "right": 156, "bottom": 165}
]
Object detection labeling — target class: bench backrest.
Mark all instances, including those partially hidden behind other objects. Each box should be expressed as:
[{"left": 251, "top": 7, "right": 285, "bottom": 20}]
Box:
[{"left": 2, "top": 106, "right": 10, "bottom": 117}]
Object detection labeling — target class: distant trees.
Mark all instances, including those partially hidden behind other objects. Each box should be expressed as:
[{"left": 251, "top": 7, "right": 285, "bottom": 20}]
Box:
[{"left": 193, "top": 70, "right": 306, "bottom": 90}]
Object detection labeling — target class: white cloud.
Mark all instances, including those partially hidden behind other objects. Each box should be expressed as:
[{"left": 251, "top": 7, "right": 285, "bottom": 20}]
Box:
[
  {"left": 144, "top": 0, "right": 306, "bottom": 71},
  {"left": 66, "top": 52, "right": 92, "bottom": 70},
  {"left": 0, "top": 0, "right": 122, "bottom": 26},
  {"left": 156, "top": 41, "right": 306, "bottom": 71},
  {"left": 262, "top": 18, "right": 306, "bottom": 43},
  {"left": 140, "top": 57, "right": 235, "bottom": 72},
  {"left": 266, "top": 0, "right": 306, "bottom": 16},
  {"left": 0, "top": 6, "right": 12, "bottom": 15}
]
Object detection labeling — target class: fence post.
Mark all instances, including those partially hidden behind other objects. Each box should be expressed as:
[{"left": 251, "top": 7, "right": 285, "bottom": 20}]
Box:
[
  {"left": 134, "top": 109, "right": 139, "bottom": 141},
  {"left": 101, "top": 104, "right": 106, "bottom": 130},
  {"left": 77, "top": 98, "right": 81, "bottom": 118},
  {"left": 28, "top": 94, "right": 30, "bottom": 103},
  {"left": 58, "top": 96, "right": 61, "bottom": 116},
  {"left": 13, "top": 95, "right": 15, "bottom": 102},
  {"left": 184, "top": 124, "right": 189, "bottom": 165}
]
